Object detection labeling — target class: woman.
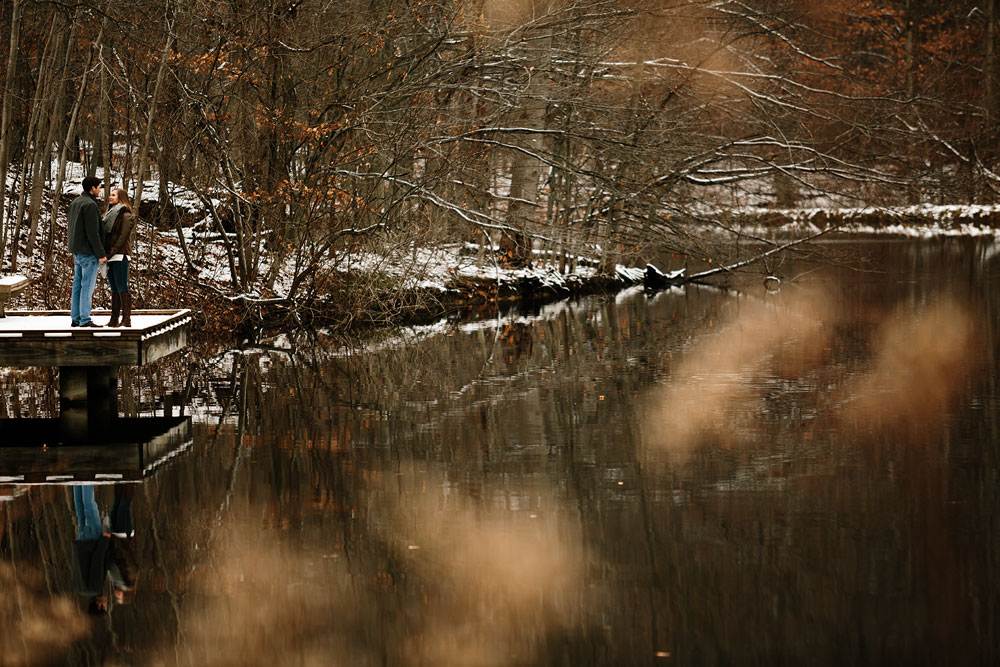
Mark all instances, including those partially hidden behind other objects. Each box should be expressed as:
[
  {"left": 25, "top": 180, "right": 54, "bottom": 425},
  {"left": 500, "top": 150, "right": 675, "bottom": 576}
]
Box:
[{"left": 102, "top": 188, "right": 137, "bottom": 327}]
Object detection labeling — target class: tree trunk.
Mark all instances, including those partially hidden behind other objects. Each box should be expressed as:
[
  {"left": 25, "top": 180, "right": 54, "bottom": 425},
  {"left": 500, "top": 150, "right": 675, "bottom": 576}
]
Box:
[
  {"left": 16, "top": 13, "right": 62, "bottom": 262},
  {"left": 601, "top": 61, "right": 646, "bottom": 274},
  {"left": 0, "top": 0, "right": 24, "bottom": 265},
  {"left": 500, "top": 6, "right": 554, "bottom": 268},
  {"left": 99, "top": 28, "right": 112, "bottom": 190},
  {"left": 986, "top": 0, "right": 1000, "bottom": 164},
  {"left": 501, "top": 93, "right": 549, "bottom": 265},
  {"left": 41, "top": 22, "right": 75, "bottom": 278},
  {"left": 44, "top": 22, "right": 101, "bottom": 279},
  {"left": 136, "top": 20, "right": 177, "bottom": 272},
  {"left": 904, "top": 0, "right": 915, "bottom": 99}
]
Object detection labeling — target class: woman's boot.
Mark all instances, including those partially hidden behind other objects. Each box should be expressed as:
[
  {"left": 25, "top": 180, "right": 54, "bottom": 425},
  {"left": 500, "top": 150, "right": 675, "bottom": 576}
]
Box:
[
  {"left": 120, "top": 292, "right": 132, "bottom": 328},
  {"left": 109, "top": 292, "right": 121, "bottom": 327}
]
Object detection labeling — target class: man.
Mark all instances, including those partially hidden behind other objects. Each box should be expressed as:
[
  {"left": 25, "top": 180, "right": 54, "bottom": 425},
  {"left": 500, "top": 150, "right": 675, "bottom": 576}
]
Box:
[{"left": 67, "top": 176, "right": 107, "bottom": 327}]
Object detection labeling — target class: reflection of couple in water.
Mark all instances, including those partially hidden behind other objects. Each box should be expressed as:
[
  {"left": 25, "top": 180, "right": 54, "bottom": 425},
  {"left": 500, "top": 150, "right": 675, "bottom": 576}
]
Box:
[{"left": 71, "top": 484, "right": 138, "bottom": 614}]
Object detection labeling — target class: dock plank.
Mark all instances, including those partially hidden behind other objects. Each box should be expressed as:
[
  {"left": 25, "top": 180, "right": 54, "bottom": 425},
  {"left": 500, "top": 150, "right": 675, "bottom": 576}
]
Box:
[{"left": 0, "top": 309, "right": 192, "bottom": 367}]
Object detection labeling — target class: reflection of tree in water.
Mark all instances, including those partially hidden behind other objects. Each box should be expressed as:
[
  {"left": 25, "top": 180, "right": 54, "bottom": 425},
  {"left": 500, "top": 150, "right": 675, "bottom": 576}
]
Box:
[
  {"left": 2, "top": 245, "right": 1000, "bottom": 664},
  {"left": 500, "top": 322, "right": 533, "bottom": 370},
  {"left": 0, "top": 367, "right": 58, "bottom": 418}
]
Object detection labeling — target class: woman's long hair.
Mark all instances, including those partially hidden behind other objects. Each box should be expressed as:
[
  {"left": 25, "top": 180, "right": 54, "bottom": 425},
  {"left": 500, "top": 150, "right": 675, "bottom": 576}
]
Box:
[{"left": 113, "top": 188, "right": 132, "bottom": 213}]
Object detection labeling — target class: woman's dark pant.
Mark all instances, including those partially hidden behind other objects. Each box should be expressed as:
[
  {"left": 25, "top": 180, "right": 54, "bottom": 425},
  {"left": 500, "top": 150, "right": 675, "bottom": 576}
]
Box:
[
  {"left": 106, "top": 256, "right": 129, "bottom": 293},
  {"left": 110, "top": 484, "right": 134, "bottom": 537}
]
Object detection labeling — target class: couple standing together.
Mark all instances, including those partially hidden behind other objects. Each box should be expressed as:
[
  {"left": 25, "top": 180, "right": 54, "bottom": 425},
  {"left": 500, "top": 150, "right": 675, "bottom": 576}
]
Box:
[{"left": 67, "top": 176, "right": 137, "bottom": 328}]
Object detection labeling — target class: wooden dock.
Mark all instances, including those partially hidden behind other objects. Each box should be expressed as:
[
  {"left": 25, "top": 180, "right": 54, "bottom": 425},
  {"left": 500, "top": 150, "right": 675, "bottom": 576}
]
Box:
[
  {"left": 0, "top": 309, "right": 191, "bottom": 366},
  {"left": 0, "top": 275, "right": 30, "bottom": 317},
  {"left": 0, "top": 309, "right": 193, "bottom": 441}
]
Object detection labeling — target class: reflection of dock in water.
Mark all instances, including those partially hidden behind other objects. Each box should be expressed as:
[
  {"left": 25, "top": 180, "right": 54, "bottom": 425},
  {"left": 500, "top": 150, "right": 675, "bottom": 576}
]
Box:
[{"left": 0, "top": 416, "right": 192, "bottom": 486}]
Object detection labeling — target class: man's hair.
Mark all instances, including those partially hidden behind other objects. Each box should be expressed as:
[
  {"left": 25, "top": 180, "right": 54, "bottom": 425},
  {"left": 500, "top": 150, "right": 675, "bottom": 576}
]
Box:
[{"left": 82, "top": 176, "right": 102, "bottom": 193}]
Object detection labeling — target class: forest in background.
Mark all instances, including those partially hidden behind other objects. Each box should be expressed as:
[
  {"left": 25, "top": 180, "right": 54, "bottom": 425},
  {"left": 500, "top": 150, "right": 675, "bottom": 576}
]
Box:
[{"left": 0, "top": 0, "right": 998, "bottom": 325}]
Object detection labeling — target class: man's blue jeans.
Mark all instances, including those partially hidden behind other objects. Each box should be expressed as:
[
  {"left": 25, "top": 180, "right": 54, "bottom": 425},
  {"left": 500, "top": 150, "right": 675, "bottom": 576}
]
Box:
[{"left": 71, "top": 253, "right": 100, "bottom": 325}]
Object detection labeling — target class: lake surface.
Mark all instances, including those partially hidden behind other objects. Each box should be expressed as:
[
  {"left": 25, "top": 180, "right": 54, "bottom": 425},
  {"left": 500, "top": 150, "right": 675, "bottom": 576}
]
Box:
[{"left": 1, "top": 239, "right": 999, "bottom": 666}]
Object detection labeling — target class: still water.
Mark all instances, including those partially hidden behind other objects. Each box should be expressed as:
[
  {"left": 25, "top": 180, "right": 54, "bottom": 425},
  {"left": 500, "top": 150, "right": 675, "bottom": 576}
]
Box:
[{"left": 1, "top": 240, "right": 999, "bottom": 666}]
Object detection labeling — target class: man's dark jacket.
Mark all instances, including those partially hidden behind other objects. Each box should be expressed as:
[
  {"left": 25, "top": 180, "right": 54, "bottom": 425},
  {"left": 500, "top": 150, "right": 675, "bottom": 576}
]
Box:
[
  {"left": 67, "top": 193, "right": 106, "bottom": 258},
  {"left": 72, "top": 536, "right": 111, "bottom": 597}
]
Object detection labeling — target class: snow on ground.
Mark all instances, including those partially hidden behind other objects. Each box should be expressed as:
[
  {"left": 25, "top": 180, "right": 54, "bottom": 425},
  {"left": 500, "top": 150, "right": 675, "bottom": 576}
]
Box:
[
  {"left": 337, "top": 243, "right": 624, "bottom": 294},
  {"left": 694, "top": 220, "right": 1000, "bottom": 239},
  {"left": 766, "top": 202, "right": 1000, "bottom": 221},
  {"left": 846, "top": 223, "right": 1000, "bottom": 237},
  {"left": 0, "top": 311, "right": 180, "bottom": 332},
  {"left": 153, "top": 230, "right": 239, "bottom": 286},
  {"left": 730, "top": 203, "right": 1000, "bottom": 238},
  {"left": 61, "top": 163, "right": 213, "bottom": 217}
]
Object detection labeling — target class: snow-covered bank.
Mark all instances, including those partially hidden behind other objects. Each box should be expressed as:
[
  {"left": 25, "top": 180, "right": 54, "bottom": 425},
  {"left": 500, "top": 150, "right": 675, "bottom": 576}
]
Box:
[
  {"left": 337, "top": 243, "right": 651, "bottom": 295},
  {"left": 729, "top": 203, "right": 1000, "bottom": 238}
]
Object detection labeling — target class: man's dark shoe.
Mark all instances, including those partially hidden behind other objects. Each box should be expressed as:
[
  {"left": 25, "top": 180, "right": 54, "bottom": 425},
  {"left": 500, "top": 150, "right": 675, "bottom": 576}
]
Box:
[
  {"left": 71, "top": 322, "right": 79, "bottom": 327},
  {"left": 79, "top": 321, "right": 103, "bottom": 328}
]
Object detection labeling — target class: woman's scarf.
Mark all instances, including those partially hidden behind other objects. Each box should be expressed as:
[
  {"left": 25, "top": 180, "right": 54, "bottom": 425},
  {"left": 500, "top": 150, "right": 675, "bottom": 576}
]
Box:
[{"left": 103, "top": 203, "right": 125, "bottom": 235}]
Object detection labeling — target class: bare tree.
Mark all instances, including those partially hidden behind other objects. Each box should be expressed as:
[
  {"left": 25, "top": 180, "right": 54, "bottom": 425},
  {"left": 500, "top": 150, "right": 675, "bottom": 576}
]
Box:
[{"left": 0, "top": 0, "right": 23, "bottom": 265}]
